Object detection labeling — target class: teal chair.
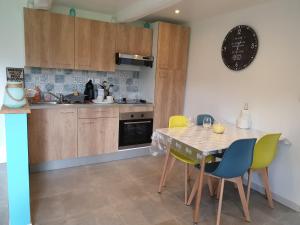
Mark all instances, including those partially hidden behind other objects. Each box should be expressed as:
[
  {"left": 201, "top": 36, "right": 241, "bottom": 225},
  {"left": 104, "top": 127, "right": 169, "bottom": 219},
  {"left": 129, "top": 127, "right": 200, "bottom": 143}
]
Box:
[
  {"left": 197, "top": 114, "right": 215, "bottom": 125},
  {"left": 189, "top": 138, "right": 257, "bottom": 225}
]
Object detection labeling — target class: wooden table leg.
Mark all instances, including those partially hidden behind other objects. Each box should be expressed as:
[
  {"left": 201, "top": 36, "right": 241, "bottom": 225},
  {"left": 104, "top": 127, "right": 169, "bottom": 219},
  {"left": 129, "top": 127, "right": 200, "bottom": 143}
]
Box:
[
  {"left": 158, "top": 141, "right": 171, "bottom": 193},
  {"left": 193, "top": 157, "right": 206, "bottom": 224}
]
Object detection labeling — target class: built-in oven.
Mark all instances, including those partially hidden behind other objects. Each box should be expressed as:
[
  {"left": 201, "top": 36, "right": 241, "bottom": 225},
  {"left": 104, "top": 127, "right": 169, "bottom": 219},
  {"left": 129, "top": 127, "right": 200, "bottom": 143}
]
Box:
[{"left": 119, "top": 112, "right": 153, "bottom": 149}]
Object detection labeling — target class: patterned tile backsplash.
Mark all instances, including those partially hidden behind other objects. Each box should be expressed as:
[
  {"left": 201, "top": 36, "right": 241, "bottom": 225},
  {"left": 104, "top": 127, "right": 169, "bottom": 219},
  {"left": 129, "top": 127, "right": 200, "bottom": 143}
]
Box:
[{"left": 24, "top": 67, "right": 141, "bottom": 100}]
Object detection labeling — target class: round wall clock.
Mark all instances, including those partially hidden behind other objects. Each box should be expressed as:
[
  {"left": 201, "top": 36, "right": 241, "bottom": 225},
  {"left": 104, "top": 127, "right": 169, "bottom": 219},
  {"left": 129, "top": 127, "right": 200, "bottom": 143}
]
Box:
[{"left": 221, "top": 25, "right": 258, "bottom": 71}]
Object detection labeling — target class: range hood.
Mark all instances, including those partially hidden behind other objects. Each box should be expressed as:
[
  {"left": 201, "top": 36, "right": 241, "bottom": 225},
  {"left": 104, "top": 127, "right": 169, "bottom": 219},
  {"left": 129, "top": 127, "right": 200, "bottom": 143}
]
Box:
[{"left": 115, "top": 53, "right": 154, "bottom": 68}]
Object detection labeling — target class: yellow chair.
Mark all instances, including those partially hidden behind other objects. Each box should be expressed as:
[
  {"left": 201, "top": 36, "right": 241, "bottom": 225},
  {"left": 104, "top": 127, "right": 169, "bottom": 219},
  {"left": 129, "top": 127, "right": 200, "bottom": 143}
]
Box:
[
  {"left": 246, "top": 133, "right": 281, "bottom": 208},
  {"left": 160, "top": 115, "right": 214, "bottom": 204}
]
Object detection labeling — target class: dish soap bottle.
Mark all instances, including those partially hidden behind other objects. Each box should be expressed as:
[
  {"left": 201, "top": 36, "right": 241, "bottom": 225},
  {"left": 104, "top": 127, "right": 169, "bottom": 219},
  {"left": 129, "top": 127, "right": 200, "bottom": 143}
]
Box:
[{"left": 236, "top": 103, "right": 252, "bottom": 129}]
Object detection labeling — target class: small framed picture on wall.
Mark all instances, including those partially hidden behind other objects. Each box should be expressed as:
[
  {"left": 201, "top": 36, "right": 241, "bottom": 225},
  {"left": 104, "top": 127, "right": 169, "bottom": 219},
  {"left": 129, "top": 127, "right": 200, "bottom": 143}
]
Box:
[{"left": 6, "top": 67, "right": 24, "bottom": 82}]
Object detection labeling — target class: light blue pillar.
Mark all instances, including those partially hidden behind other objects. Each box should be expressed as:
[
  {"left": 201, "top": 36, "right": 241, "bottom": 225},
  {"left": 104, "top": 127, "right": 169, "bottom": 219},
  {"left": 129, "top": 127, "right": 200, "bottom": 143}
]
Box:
[{"left": 5, "top": 113, "right": 31, "bottom": 225}]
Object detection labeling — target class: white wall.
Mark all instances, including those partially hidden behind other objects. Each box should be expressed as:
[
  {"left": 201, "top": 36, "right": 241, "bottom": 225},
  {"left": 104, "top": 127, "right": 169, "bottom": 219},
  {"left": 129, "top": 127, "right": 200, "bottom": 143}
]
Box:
[
  {"left": 184, "top": 0, "right": 300, "bottom": 210},
  {"left": 51, "top": 5, "right": 114, "bottom": 22},
  {"left": 0, "top": 0, "right": 27, "bottom": 163}
]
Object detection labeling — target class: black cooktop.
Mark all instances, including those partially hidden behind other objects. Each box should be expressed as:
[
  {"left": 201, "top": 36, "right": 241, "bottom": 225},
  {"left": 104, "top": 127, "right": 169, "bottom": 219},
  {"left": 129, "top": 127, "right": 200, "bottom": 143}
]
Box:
[{"left": 115, "top": 98, "right": 147, "bottom": 104}]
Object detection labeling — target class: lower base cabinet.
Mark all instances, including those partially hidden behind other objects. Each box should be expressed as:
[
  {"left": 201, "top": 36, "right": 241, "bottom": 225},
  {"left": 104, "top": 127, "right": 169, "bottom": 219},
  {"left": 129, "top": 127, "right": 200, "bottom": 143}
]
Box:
[
  {"left": 28, "top": 108, "right": 78, "bottom": 164},
  {"left": 78, "top": 117, "right": 118, "bottom": 157}
]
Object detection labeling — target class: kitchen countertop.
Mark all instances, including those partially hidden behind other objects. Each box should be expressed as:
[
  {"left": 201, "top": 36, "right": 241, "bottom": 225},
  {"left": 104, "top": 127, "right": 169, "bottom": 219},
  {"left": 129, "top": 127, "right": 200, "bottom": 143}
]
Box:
[
  {"left": 30, "top": 102, "right": 153, "bottom": 110},
  {"left": 0, "top": 103, "right": 31, "bottom": 114}
]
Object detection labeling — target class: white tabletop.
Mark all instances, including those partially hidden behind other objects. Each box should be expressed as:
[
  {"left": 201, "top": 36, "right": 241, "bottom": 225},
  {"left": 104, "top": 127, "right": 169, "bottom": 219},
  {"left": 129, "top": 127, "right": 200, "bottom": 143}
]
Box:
[{"left": 155, "top": 123, "right": 265, "bottom": 155}]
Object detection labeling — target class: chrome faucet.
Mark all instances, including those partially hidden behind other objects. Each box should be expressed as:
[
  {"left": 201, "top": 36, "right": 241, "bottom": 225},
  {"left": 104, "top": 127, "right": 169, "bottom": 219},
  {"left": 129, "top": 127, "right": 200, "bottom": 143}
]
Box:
[{"left": 48, "top": 92, "right": 64, "bottom": 103}]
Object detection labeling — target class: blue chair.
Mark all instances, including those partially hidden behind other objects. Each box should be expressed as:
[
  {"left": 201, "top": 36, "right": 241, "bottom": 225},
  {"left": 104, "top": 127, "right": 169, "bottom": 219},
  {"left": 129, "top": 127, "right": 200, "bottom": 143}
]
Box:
[
  {"left": 190, "top": 138, "right": 257, "bottom": 225},
  {"left": 197, "top": 114, "right": 215, "bottom": 126}
]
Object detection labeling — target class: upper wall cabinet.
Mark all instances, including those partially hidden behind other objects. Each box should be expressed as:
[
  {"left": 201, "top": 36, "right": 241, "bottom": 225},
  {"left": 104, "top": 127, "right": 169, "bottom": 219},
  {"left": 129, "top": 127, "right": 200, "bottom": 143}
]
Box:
[
  {"left": 156, "top": 22, "right": 190, "bottom": 70},
  {"left": 75, "top": 18, "right": 116, "bottom": 72},
  {"left": 24, "top": 8, "right": 75, "bottom": 69},
  {"left": 116, "top": 24, "right": 153, "bottom": 56}
]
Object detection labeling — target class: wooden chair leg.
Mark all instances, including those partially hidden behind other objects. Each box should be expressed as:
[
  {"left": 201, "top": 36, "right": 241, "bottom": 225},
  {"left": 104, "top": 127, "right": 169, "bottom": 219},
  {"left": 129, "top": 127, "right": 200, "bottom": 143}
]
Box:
[
  {"left": 246, "top": 169, "right": 253, "bottom": 204},
  {"left": 193, "top": 157, "right": 206, "bottom": 223},
  {"left": 188, "top": 165, "right": 194, "bottom": 181},
  {"left": 184, "top": 163, "right": 188, "bottom": 204},
  {"left": 236, "top": 177, "right": 251, "bottom": 222},
  {"left": 158, "top": 145, "right": 171, "bottom": 193},
  {"left": 216, "top": 180, "right": 221, "bottom": 200},
  {"left": 162, "top": 156, "right": 176, "bottom": 187},
  {"left": 216, "top": 179, "right": 225, "bottom": 225},
  {"left": 207, "top": 176, "right": 214, "bottom": 197},
  {"left": 187, "top": 171, "right": 199, "bottom": 205},
  {"left": 260, "top": 167, "right": 274, "bottom": 208}
]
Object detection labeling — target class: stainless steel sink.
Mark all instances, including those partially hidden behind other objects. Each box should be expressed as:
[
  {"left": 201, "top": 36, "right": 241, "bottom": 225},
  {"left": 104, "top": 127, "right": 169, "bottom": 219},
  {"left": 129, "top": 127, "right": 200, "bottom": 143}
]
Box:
[
  {"left": 31, "top": 101, "right": 76, "bottom": 106},
  {"left": 33, "top": 101, "right": 59, "bottom": 105}
]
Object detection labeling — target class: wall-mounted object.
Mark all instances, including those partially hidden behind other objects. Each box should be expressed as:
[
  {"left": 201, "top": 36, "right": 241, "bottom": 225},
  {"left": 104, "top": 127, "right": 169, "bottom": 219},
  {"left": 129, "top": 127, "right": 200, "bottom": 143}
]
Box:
[
  {"left": 6, "top": 67, "right": 24, "bottom": 82},
  {"left": 115, "top": 53, "right": 154, "bottom": 67},
  {"left": 69, "top": 8, "right": 76, "bottom": 17},
  {"left": 222, "top": 25, "right": 258, "bottom": 71}
]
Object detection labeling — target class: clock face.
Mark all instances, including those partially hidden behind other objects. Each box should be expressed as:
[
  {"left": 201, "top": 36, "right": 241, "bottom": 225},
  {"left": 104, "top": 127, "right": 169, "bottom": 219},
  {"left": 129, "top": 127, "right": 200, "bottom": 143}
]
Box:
[{"left": 222, "top": 25, "right": 258, "bottom": 71}]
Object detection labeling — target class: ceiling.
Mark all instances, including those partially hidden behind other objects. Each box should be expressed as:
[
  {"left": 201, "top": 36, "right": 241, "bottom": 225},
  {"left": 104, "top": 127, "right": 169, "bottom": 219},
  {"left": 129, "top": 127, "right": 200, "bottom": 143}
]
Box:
[
  {"left": 53, "top": 0, "right": 271, "bottom": 23},
  {"left": 53, "top": 0, "right": 140, "bottom": 15},
  {"left": 142, "top": 0, "right": 271, "bottom": 23}
]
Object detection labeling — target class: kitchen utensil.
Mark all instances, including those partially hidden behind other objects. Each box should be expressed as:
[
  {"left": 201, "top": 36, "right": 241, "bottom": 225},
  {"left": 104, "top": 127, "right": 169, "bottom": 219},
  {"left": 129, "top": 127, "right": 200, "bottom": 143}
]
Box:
[
  {"left": 64, "top": 93, "right": 85, "bottom": 104},
  {"left": 84, "top": 80, "right": 94, "bottom": 100},
  {"left": 106, "top": 96, "right": 114, "bottom": 103}
]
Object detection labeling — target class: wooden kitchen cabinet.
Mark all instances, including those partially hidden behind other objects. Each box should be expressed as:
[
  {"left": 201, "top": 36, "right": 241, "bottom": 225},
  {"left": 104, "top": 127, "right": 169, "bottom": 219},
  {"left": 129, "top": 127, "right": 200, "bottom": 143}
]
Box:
[
  {"left": 156, "top": 22, "right": 190, "bottom": 70},
  {"left": 77, "top": 107, "right": 119, "bottom": 157},
  {"left": 24, "top": 8, "right": 75, "bottom": 69},
  {"left": 75, "top": 18, "right": 116, "bottom": 71},
  {"left": 78, "top": 117, "right": 118, "bottom": 157},
  {"left": 154, "top": 69, "right": 186, "bottom": 128},
  {"left": 116, "top": 24, "right": 153, "bottom": 56},
  {"left": 28, "top": 108, "right": 78, "bottom": 164},
  {"left": 154, "top": 23, "right": 190, "bottom": 129}
]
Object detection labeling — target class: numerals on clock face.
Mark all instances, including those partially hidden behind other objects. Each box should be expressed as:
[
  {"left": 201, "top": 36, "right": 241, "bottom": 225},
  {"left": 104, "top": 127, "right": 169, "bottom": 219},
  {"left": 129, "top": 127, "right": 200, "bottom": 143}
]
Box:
[{"left": 221, "top": 25, "right": 258, "bottom": 71}]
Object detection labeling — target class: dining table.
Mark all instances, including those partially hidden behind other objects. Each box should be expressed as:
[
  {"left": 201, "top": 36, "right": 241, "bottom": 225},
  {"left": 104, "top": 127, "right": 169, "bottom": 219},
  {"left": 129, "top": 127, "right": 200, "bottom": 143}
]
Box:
[{"left": 153, "top": 123, "right": 265, "bottom": 224}]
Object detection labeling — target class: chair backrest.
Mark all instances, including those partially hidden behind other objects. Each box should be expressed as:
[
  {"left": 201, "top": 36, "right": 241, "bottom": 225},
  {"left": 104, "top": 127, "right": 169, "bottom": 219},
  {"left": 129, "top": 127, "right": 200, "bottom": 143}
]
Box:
[
  {"left": 169, "top": 115, "right": 189, "bottom": 128},
  {"left": 197, "top": 114, "right": 215, "bottom": 126},
  {"left": 251, "top": 133, "right": 281, "bottom": 169},
  {"left": 212, "top": 138, "right": 257, "bottom": 179}
]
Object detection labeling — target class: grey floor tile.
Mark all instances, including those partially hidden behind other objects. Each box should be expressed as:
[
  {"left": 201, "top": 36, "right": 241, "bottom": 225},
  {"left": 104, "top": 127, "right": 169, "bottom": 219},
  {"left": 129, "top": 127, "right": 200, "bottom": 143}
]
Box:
[{"left": 0, "top": 156, "right": 299, "bottom": 225}]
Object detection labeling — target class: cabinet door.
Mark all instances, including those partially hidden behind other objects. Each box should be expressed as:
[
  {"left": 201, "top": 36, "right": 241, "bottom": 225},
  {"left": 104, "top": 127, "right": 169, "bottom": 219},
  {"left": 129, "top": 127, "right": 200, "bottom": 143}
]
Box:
[
  {"left": 28, "top": 109, "right": 78, "bottom": 164},
  {"left": 78, "top": 117, "right": 118, "bottom": 157},
  {"left": 24, "top": 8, "right": 74, "bottom": 69},
  {"left": 157, "top": 22, "right": 190, "bottom": 70},
  {"left": 24, "top": 8, "right": 51, "bottom": 68},
  {"left": 49, "top": 12, "right": 75, "bottom": 69},
  {"left": 75, "top": 18, "right": 116, "bottom": 71},
  {"left": 116, "top": 24, "right": 153, "bottom": 56},
  {"left": 154, "top": 69, "right": 187, "bottom": 129}
]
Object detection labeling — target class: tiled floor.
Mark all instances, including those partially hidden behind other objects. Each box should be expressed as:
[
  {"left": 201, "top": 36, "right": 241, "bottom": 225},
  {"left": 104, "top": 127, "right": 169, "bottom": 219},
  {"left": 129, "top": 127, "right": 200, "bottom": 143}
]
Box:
[{"left": 1, "top": 156, "right": 300, "bottom": 225}]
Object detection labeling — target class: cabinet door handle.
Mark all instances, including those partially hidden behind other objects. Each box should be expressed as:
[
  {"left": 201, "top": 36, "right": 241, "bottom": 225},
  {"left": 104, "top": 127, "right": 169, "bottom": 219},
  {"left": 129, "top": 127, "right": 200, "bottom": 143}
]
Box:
[
  {"left": 60, "top": 111, "right": 74, "bottom": 114},
  {"left": 81, "top": 121, "right": 96, "bottom": 125},
  {"left": 124, "top": 121, "right": 152, "bottom": 125}
]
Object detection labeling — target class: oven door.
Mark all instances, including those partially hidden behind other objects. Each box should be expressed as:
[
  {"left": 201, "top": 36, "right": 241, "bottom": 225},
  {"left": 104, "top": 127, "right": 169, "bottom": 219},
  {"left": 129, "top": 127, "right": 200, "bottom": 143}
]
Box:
[{"left": 119, "top": 119, "right": 153, "bottom": 148}]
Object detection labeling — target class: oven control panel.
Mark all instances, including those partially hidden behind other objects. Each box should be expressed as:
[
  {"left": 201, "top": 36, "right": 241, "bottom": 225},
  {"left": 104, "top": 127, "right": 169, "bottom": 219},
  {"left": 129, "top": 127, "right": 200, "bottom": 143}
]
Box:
[{"left": 120, "top": 111, "right": 153, "bottom": 121}]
